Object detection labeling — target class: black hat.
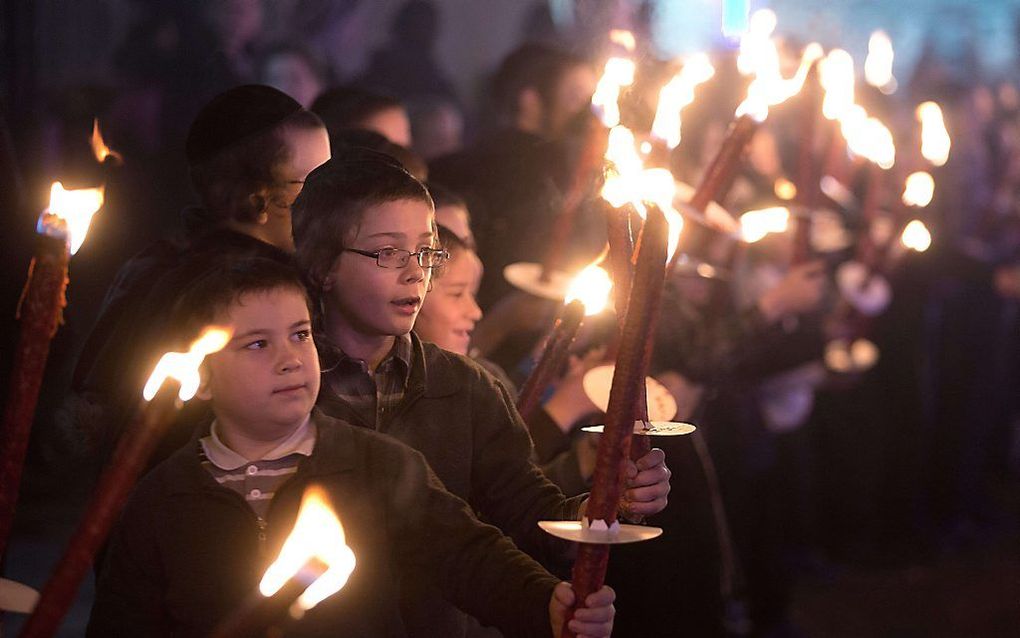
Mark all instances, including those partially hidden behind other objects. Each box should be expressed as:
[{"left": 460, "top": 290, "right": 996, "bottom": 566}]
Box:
[{"left": 186, "top": 84, "right": 302, "bottom": 166}]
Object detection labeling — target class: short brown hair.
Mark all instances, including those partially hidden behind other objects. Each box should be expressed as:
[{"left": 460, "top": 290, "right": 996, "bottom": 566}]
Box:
[{"left": 292, "top": 152, "right": 434, "bottom": 293}]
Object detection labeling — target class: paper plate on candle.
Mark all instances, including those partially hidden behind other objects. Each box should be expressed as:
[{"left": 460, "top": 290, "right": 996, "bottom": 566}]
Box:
[
  {"left": 0, "top": 578, "right": 39, "bottom": 614},
  {"left": 538, "top": 520, "right": 663, "bottom": 545},
  {"left": 581, "top": 421, "right": 696, "bottom": 436},
  {"left": 671, "top": 253, "right": 730, "bottom": 280},
  {"left": 503, "top": 262, "right": 573, "bottom": 301},
  {"left": 582, "top": 365, "right": 678, "bottom": 421},
  {"left": 673, "top": 182, "right": 742, "bottom": 240},
  {"left": 820, "top": 175, "right": 858, "bottom": 211},
  {"left": 836, "top": 261, "right": 891, "bottom": 317}
]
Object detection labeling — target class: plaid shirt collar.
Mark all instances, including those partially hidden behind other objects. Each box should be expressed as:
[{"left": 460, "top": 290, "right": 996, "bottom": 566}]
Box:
[{"left": 324, "top": 333, "right": 414, "bottom": 429}]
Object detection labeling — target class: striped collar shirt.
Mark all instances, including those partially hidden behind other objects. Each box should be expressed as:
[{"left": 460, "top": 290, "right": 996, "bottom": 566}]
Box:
[
  {"left": 198, "top": 416, "right": 316, "bottom": 519},
  {"left": 324, "top": 334, "right": 413, "bottom": 430}
]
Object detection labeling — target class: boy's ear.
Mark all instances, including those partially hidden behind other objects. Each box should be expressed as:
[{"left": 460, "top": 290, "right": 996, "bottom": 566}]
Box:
[
  {"left": 195, "top": 362, "right": 214, "bottom": 402},
  {"left": 248, "top": 191, "right": 270, "bottom": 224}
]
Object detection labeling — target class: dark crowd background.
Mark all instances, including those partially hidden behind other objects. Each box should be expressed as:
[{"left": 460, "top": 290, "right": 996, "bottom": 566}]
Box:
[{"left": 1, "top": 1, "right": 1019, "bottom": 636}]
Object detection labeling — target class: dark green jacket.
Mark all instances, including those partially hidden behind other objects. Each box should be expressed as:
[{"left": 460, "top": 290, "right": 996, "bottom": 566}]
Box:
[
  {"left": 318, "top": 335, "right": 585, "bottom": 635},
  {"left": 87, "top": 411, "right": 559, "bottom": 638}
]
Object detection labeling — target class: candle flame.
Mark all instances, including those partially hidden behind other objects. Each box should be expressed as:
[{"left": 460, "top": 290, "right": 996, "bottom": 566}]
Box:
[
  {"left": 142, "top": 327, "right": 232, "bottom": 401},
  {"left": 609, "top": 29, "right": 636, "bottom": 52},
  {"left": 600, "top": 129, "right": 684, "bottom": 261},
  {"left": 565, "top": 263, "right": 613, "bottom": 316},
  {"left": 864, "top": 30, "right": 897, "bottom": 94},
  {"left": 819, "top": 49, "right": 856, "bottom": 121},
  {"left": 739, "top": 206, "right": 790, "bottom": 242},
  {"left": 259, "top": 486, "right": 356, "bottom": 613},
  {"left": 591, "top": 57, "right": 636, "bottom": 128},
  {"left": 774, "top": 177, "right": 798, "bottom": 200},
  {"left": 90, "top": 118, "right": 122, "bottom": 164},
  {"left": 900, "top": 219, "right": 931, "bottom": 252},
  {"left": 916, "top": 101, "right": 950, "bottom": 166},
  {"left": 37, "top": 182, "right": 105, "bottom": 255},
  {"left": 901, "top": 171, "right": 935, "bottom": 207},
  {"left": 736, "top": 24, "right": 823, "bottom": 123},
  {"left": 651, "top": 53, "right": 715, "bottom": 149},
  {"left": 841, "top": 109, "right": 895, "bottom": 169}
]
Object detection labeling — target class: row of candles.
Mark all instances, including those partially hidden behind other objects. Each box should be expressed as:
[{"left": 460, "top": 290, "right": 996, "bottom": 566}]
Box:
[{"left": 0, "top": 10, "right": 953, "bottom": 636}]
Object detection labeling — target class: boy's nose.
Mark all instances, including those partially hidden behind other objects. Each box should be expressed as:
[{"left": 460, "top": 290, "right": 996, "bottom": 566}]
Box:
[
  {"left": 277, "top": 346, "right": 303, "bottom": 373},
  {"left": 400, "top": 259, "right": 426, "bottom": 284}
]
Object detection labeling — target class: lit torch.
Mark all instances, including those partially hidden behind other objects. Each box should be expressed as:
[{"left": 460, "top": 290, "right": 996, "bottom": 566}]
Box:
[
  {"left": 516, "top": 264, "right": 612, "bottom": 422},
  {"left": 900, "top": 219, "right": 932, "bottom": 252},
  {"left": 210, "top": 486, "right": 356, "bottom": 638},
  {"left": 916, "top": 101, "right": 951, "bottom": 166},
  {"left": 650, "top": 54, "right": 715, "bottom": 150},
  {"left": 19, "top": 328, "right": 231, "bottom": 638},
  {"left": 0, "top": 181, "right": 105, "bottom": 559},
  {"left": 739, "top": 206, "right": 791, "bottom": 243},
  {"left": 865, "top": 30, "right": 897, "bottom": 94}
]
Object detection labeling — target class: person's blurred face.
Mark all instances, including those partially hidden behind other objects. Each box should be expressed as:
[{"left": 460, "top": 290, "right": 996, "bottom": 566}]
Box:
[
  {"left": 434, "top": 204, "right": 474, "bottom": 248},
  {"left": 414, "top": 250, "right": 483, "bottom": 355},
  {"left": 264, "top": 125, "right": 331, "bottom": 250},
  {"left": 544, "top": 64, "right": 596, "bottom": 138},
  {"left": 263, "top": 53, "right": 323, "bottom": 108},
  {"left": 360, "top": 106, "right": 412, "bottom": 148}
]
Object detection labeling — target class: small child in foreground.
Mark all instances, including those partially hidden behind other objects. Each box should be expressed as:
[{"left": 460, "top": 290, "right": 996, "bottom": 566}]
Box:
[{"left": 86, "top": 258, "right": 615, "bottom": 638}]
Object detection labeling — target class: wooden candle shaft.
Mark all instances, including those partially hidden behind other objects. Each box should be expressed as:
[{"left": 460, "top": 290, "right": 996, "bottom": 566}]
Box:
[
  {"left": 561, "top": 208, "right": 668, "bottom": 638},
  {"left": 794, "top": 66, "right": 822, "bottom": 265},
  {"left": 209, "top": 558, "right": 330, "bottom": 638},
  {"left": 0, "top": 235, "right": 69, "bottom": 559},
  {"left": 516, "top": 300, "right": 585, "bottom": 421},
  {"left": 19, "top": 382, "right": 181, "bottom": 638},
  {"left": 689, "top": 115, "right": 760, "bottom": 213},
  {"left": 856, "top": 163, "right": 885, "bottom": 264}
]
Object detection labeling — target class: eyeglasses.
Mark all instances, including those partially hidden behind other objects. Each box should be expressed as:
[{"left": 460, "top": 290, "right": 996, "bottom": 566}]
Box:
[{"left": 344, "top": 247, "right": 450, "bottom": 269}]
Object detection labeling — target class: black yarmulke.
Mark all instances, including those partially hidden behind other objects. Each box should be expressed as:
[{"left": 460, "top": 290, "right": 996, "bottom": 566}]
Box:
[{"left": 186, "top": 84, "right": 302, "bottom": 165}]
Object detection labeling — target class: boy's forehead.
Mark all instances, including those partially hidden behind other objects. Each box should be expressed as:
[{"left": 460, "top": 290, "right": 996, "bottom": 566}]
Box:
[
  {"left": 220, "top": 287, "right": 310, "bottom": 327},
  {"left": 353, "top": 199, "right": 435, "bottom": 238}
]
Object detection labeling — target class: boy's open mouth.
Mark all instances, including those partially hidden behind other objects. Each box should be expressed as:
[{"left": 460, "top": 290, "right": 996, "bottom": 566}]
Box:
[{"left": 392, "top": 296, "right": 422, "bottom": 315}]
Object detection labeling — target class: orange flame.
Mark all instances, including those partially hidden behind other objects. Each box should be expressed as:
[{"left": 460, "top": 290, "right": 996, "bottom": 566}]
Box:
[
  {"left": 565, "top": 263, "right": 613, "bottom": 316},
  {"left": 591, "top": 57, "right": 636, "bottom": 128},
  {"left": 37, "top": 182, "right": 105, "bottom": 255},
  {"left": 916, "top": 102, "right": 950, "bottom": 166},
  {"left": 819, "top": 49, "right": 856, "bottom": 121},
  {"left": 609, "top": 29, "right": 637, "bottom": 52},
  {"left": 901, "top": 171, "right": 935, "bottom": 208},
  {"left": 739, "top": 206, "right": 790, "bottom": 242},
  {"left": 259, "top": 486, "right": 356, "bottom": 614},
  {"left": 841, "top": 108, "right": 895, "bottom": 169},
  {"left": 774, "top": 177, "right": 798, "bottom": 200},
  {"left": 900, "top": 219, "right": 932, "bottom": 252},
  {"left": 865, "top": 31, "right": 897, "bottom": 94},
  {"left": 651, "top": 54, "right": 715, "bottom": 149},
  {"left": 142, "top": 327, "right": 232, "bottom": 401},
  {"left": 90, "top": 119, "right": 122, "bottom": 164},
  {"left": 736, "top": 15, "right": 823, "bottom": 122}
]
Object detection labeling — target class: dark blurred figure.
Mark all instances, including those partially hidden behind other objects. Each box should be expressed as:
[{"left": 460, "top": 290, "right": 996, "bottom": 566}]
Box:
[
  {"left": 408, "top": 95, "right": 464, "bottom": 161},
  {"left": 357, "top": 0, "right": 458, "bottom": 105},
  {"left": 258, "top": 43, "right": 328, "bottom": 108},
  {"left": 430, "top": 43, "right": 597, "bottom": 376},
  {"left": 331, "top": 128, "right": 428, "bottom": 181},
  {"left": 311, "top": 85, "right": 412, "bottom": 147}
]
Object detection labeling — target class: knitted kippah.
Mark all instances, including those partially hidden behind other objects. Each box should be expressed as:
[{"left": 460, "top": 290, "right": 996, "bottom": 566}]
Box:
[{"left": 186, "top": 84, "right": 302, "bottom": 165}]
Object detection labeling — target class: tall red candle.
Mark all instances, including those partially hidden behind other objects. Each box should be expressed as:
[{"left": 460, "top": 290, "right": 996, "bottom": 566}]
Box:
[
  {"left": 689, "top": 114, "right": 760, "bottom": 214},
  {"left": 561, "top": 207, "right": 668, "bottom": 638},
  {"left": 516, "top": 300, "right": 586, "bottom": 422},
  {"left": 0, "top": 233, "right": 69, "bottom": 559},
  {"left": 18, "top": 380, "right": 183, "bottom": 638},
  {"left": 794, "top": 64, "right": 822, "bottom": 265}
]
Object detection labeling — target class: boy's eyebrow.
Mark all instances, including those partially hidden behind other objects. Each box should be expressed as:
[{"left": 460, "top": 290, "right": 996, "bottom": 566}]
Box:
[
  {"left": 231, "top": 319, "right": 311, "bottom": 342},
  {"left": 364, "top": 231, "right": 407, "bottom": 239}
]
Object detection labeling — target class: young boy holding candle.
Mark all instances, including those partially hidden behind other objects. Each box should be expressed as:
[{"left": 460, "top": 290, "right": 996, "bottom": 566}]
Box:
[
  {"left": 73, "top": 84, "right": 330, "bottom": 460},
  {"left": 87, "top": 257, "right": 616, "bottom": 638},
  {"left": 292, "top": 152, "right": 670, "bottom": 636}
]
